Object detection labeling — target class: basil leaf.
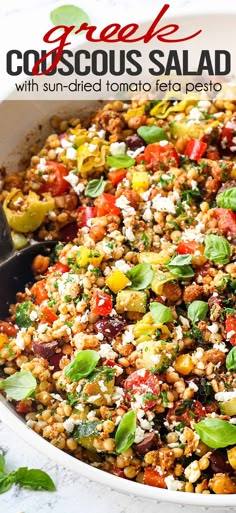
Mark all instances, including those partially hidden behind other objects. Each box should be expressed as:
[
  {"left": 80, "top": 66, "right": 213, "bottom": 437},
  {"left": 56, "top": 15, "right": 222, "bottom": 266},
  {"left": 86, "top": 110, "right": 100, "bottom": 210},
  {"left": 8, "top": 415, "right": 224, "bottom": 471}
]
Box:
[
  {"left": 0, "top": 473, "right": 14, "bottom": 495},
  {"left": 13, "top": 467, "right": 56, "bottom": 491},
  {"left": 126, "top": 263, "right": 154, "bottom": 290},
  {"left": 226, "top": 347, "right": 236, "bottom": 371},
  {"left": 166, "top": 254, "right": 194, "bottom": 278},
  {"left": 216, "top": 187, "right": 236, "bottom": 211},
  {"left": 15, "top": 301, "right": 33, "bottom": 328},
  {"left": 150, "top": 302, "right": 173, "bottom": 324},
  {"left": 0, "top": 370, "right": 37, "bottom": 400},
  {"left": 187, "top": 300, "right": 209, "bottom": 324},
  {"left": 204, "top": 234, "right": 232, "bottom": 265},
  {"left": 137, "top": 125, "right": 169, "bottom": 144},
  {"left": 85, "top": 178, "right": 106, "bottom": 198},
  {"left": 50, "top": 5, "right": 90, "bottom": 28},
  {"left": 167, "top": 254, "right": 193, "bottom": 267},
  {"left": 115, "top": 410, "right": 136, "bottom": 454},
  {"left": 64, "top": 349, "right": 100, "bottom": 382},
  {"left": 0, "top": 454, "right": 5, "bottom": 474},
  {"left": 167, "top": 265, "right": 194, "bottom": 278},
  {"left": 107, "top": 154, "right": 135, "bottom": 169},
  {"left": 73, "top": 421, "right": 100, "bottom": 440},
  {"left": 195, "top": 418, "right": 236, "bottom": 448}
]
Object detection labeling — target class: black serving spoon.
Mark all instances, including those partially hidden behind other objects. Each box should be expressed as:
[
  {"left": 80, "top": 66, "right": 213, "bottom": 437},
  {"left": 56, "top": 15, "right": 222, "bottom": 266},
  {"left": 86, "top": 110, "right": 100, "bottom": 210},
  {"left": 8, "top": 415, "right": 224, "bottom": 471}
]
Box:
[{"left": 0, "top": 204, "right": 56, "bottom": 318}]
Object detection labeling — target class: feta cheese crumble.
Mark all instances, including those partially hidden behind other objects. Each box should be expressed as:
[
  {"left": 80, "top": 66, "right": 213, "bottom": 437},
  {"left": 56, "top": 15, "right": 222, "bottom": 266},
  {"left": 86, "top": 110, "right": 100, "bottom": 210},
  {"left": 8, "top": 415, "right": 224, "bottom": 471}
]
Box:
[
  {"left": 99, "top": 344, "right": 117, "bottom": 359},
  {"left": 115, "top": 260, "right": 131, "bottom": 273},
  {"left": 115, "top": 195, "right": 135, "bottom": 216},
  {"left": 215, "top": 390, "right": 236, "bottom": 402},
  {"left": 134, "top": 426, "right": 145, "bottom": 443},
  {"left": 63, "top": 418, "right": 75, "bottom": 433},
  {"left": 165, "top": 475, "right": 183, "bottom": 491},
  {"left": 110, "top": 142, "right": 126, "bottom": 156},
  {"left": 152, "top": 195, "right": 176, "bottom": 214}
]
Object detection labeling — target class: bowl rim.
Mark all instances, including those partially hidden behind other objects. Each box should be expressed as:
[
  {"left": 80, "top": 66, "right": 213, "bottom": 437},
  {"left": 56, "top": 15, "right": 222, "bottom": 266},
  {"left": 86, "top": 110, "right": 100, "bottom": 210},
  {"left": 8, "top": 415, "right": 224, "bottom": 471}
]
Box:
[
  {"left": 0, "top": 396, "right": 235, "bottom": 507},
  {"left": 1, "top": 9, "right": 236, "bottom": 507}
]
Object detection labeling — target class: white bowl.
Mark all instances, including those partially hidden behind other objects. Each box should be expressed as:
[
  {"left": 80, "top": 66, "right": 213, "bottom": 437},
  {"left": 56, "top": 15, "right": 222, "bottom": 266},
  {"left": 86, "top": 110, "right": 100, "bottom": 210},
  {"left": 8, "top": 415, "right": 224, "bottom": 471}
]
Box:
[{"left": 1, "top": 10, "right": 236, "bottom": 509}]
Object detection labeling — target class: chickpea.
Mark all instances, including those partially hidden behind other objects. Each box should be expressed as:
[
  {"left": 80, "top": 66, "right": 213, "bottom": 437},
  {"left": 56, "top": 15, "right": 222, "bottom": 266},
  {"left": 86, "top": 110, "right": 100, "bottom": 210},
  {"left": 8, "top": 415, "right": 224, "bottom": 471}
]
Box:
[
  {"left": 209, "top": 474, "right": 236, "bottom": 494},
  {"left": 47, "top": 149, "right": 57, "bottom": 160},
  {"left": 89, "top": 225, "right": 106, "bottom": 242},
  {"left": 66, "top": 438, "right": 78, "bottom": 451},
  {"left": 57, "top": 212, "right": 69, "bottom": 223},
  {"left": 124, "top": 466, "right": 138, "bottom": 479},
  {"left": 127, "top": 115, "right": 147, "bottom": 130},
  {"left": 175, "top": 136, "right": 188, "bottom": 153},
  {"left": 32, "top": 254, "right": 50, "bottom": 274}
]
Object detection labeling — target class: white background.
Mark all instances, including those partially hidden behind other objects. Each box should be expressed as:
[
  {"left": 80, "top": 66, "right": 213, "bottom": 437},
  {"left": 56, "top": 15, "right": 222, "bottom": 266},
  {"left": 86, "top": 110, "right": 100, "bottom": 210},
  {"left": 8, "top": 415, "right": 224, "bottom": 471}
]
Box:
[{"left": 0, "top": 1, "right": 236, "bottom": 512}]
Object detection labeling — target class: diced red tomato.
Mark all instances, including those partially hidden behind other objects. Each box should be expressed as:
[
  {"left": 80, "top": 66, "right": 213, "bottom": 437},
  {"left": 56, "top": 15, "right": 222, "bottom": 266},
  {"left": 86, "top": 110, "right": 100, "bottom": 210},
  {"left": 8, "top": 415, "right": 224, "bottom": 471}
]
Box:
[
  {"left": 221, "top": 115, "right": 236, "bottom": 152},
  {"left": 184, "top": 138, "right": 207, "bottom": 160},
  {"left": 110, "top": 467, "right": 126, "bottom": 479},
  {"left": 47, "top": 262, "right": 69, "bottom": 275},
  {"left": 94, "top": 193, "right": 121, "bottom": 217},
  {"left": 103, "top": 360, "right": 116, "bottom": 367},
  {"left": 16, "top": 400, "right": 33, "bottom": 415},
  {"left": 225, "top": 314, "right": 236, "bottom": 346},
  {"left": 0, "top": 321, "right": 18, "bottom": 337},
  {"left": 136, "top": 153, "right": 146, "bottom": 165},
  {"left": 166, "top": 399, "right": 206, "bottom": 427},
  {"left": 144, "top": 468, "right": 167, "bottom": 488},
  {"left": 90, "top": 290, "right": 113, "bottom": 316},
  {"left": 108, "top": 169, "right": 127, "bottom": 186},
  {"left": 60, "top": 222, "right": 78, "bottom": 242},
  {"left": 144, "top": 142, "right": 179, "bottom": 170},
  {"left": 40, "top": 162, "right": 69, "bottom": 196},
  {"left": 176, "top": 240, "right": 198, "bottom": 255},
  {"left": 40, "top": 306, "right": 58, "bottom": 324},
  {"left": 124, "top": 369, "right": 160, "bottom": 410},
  {"left": 31, "top": 279, "right": 48, "bottom": 305},
  {"left": 77, "top": 206, "right": 97, "bottom": 228},
  {"left": 213, "top": 208, "right": 236, "bottom": 238}
]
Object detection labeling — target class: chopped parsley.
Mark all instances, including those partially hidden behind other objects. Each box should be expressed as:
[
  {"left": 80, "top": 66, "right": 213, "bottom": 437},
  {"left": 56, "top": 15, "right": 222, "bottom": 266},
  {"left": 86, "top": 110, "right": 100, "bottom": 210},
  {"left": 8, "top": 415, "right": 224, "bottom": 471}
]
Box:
[
  {"left": 160, "top": 390, "right": 168, "bottom": 406},
  {"left": 181, "top": 188, "right": 202, "bottom": 204},
  {"left": 15, "top": 301, "right": 33, "bottom": 328}
]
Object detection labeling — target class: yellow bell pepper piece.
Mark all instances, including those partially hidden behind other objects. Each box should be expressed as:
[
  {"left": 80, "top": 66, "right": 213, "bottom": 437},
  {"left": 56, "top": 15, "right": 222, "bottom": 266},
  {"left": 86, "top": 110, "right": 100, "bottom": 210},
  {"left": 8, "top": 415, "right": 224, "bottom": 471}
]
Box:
[
  {"left": 0, "top": 333, "right": 9, "bottom": 349},
  {"left": 174, "top": 354, "right": 194, "bottom": 376},
  {"left": 125, "top": 106, "right": 145, "bottom": 120},
  {"left": 76, "top": 247, "right": 104, "bottom": 267},
  {"left": 151, "top": 272, "right": 176, "bottom": 295},
  {"left": 3, "top": 189, "right": 55, "bottom": 233},
  {"left": 132, "top": 172, "right": 150, "bottom": 193},
  {"left": 106, "top": 270, "right": 130, "bottom": 294},
  {"left": 138, "top": 251, "right": 170, "bottom": 265}
]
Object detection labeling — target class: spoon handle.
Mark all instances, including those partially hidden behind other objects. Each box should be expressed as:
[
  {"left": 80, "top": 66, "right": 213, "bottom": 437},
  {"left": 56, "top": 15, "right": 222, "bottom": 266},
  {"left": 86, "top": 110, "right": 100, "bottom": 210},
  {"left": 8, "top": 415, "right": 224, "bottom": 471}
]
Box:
[{"left": 0, "top": 204, "right": 14, "bottom": 262}]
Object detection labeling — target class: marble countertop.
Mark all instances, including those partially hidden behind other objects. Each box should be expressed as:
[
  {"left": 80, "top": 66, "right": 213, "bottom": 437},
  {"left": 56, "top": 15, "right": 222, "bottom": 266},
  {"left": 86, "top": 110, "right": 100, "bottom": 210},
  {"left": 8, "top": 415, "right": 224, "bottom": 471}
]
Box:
[{"left": 1, "top": 1, "right": 236, "bottom": 512}]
